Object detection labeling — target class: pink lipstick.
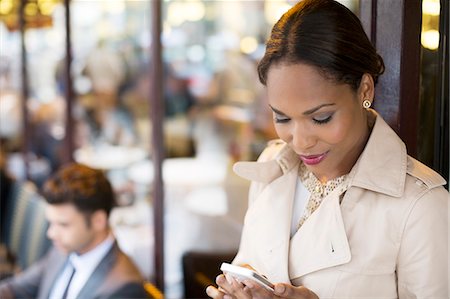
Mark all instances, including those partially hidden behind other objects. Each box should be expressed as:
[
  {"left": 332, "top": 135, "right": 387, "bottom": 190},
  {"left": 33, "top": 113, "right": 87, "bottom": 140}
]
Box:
[{"left": 299, "top": 152, "right": 328, "bottom": 165}]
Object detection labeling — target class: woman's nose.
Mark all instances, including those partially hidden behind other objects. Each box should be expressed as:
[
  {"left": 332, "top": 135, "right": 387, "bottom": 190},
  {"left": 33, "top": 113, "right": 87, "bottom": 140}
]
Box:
[{"left": 291, "top": 125, "right": 316, "bottom": 153}]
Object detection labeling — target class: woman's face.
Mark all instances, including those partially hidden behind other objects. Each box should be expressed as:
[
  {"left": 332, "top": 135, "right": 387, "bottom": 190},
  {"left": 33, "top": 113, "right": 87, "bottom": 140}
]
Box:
[{"left": 266, "top": 63, "right": 372, "bottom": 182}]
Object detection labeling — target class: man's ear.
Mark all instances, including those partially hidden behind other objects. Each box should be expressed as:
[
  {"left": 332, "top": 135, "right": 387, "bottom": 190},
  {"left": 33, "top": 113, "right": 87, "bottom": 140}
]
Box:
[
  {"left": 358, "top": 73, "right": 375, "bottom": 104},
  {"left": 91, "top": 210, "right": 108, "bottom": 231}
]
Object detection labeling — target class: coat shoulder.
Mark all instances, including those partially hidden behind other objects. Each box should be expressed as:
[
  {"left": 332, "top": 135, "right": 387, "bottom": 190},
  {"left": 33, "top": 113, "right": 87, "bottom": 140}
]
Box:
[{"left": 406, "top": 156, "right": 446, "bottom": 190}]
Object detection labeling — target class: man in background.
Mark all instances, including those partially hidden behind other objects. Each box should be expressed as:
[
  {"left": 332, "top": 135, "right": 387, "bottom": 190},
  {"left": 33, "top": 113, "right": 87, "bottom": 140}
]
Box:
[{"left": 0, "top": 163, "right": 151, "bottom": 299}]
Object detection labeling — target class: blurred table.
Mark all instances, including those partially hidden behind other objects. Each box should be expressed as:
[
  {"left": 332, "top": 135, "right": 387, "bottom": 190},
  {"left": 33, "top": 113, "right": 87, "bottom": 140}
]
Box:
[
  {"left": 74, "top": 144, "right": 148, "bottom": 205},
  {"left": 74, "top": 144, "right": 147, "bottom": 170},
  {"left": 127, "top": 157, "right": 230, "bottom": 218},
  {"left": 127, "top": 157, "right": 228, "bottom": 188}
]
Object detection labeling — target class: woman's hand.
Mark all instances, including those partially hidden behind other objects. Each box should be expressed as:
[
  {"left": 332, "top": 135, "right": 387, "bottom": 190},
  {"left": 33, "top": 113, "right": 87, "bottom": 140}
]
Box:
[
  {"left": 206, "top": 273, "right": 251, "bottom": 299},
  {"left": 206, "top": 274, "right": 319, "bottom": 299},
  {"left": 272, "top": 283, "right": 318, "bottom": 299}
]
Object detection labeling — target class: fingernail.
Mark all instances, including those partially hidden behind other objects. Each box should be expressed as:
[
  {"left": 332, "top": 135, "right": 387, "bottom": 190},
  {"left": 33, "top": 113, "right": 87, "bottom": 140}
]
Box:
[
  {"left": 274, "top": 284, "right": 285, "bottom": 294},
  {"left": 225, "top": 273, "right": 235, "bottom": 284},
  {"left": 216, "top": 274, "right": 226, "bottom": 284},
  {"left": 243, "top": 280, "right": 255, "bottom": 288}
]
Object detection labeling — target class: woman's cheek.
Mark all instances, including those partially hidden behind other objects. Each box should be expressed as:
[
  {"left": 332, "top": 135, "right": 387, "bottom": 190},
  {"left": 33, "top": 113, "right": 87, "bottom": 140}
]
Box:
[{"left": 274, "top": 125, "right": 290, "bottom": 142}]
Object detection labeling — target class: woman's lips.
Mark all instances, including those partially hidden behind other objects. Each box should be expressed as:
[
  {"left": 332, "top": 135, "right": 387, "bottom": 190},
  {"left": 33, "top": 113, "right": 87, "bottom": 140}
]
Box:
[{"left": 299, "top": 152, "right": 328, "bottom": 165}]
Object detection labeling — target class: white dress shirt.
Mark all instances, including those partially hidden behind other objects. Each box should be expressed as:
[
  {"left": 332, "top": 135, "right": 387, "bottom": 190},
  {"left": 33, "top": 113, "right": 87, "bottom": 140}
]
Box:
[
  {"left": 290, "top": 177, "right": 310, "bottom": 238},
  {"left": 49, "top": 234, "right": 115, "bottom": 299}
]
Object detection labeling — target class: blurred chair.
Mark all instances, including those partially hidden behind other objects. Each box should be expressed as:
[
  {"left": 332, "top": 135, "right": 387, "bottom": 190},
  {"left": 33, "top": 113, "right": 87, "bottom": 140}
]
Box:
[
  {"left": 182, "top": 251, "right": 236, "bottom": 299},
  {"left": 0, "top": 180, "right": 51, "bottom": 277}
]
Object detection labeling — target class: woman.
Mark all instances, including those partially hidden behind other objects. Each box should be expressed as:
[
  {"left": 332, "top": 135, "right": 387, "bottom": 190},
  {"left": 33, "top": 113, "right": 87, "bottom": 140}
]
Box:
[{"left": 206, "top": 0, "right": 449, "bottom": 298}]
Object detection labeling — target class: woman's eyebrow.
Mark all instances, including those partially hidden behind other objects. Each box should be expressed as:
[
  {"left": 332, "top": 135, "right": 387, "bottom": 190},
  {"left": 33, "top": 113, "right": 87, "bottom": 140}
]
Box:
[
  {"left": 303, "top": 103, "right": 335, "bottom": 115},
  {"left": 269, "top": 105, "right": 287, "bottom": 116}
]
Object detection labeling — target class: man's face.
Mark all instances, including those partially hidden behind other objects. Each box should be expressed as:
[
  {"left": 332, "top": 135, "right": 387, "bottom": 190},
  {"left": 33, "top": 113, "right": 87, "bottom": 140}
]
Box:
[{"left": 45, "top": 203, "right": 98, "bottom": 255}]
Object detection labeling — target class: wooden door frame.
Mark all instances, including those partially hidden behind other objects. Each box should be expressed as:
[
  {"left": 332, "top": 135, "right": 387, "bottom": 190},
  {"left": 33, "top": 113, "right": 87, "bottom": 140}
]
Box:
[{"left": 360, "top": 0, "right": 422, "bottom": 158}]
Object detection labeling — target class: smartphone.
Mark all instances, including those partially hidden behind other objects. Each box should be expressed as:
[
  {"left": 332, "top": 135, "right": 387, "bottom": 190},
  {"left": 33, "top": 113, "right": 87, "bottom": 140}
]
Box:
[{"left": 220, "top": 263, "right": 275, "bottom": 291}]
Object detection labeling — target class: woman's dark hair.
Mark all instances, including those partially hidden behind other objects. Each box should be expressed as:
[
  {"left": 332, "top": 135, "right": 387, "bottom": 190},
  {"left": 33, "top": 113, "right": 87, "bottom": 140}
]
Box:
[
  {"left": 258, "top": 0, "right": 385, "bottom": 90},
  {"left": 43, "top": 163, "right": 115, "bottom": 218}
]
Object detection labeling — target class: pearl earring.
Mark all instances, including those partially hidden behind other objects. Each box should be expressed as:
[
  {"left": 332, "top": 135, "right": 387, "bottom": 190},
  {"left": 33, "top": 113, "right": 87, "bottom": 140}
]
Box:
[{"left": 362, "top": 99, "right": 372, "bottom": 109}]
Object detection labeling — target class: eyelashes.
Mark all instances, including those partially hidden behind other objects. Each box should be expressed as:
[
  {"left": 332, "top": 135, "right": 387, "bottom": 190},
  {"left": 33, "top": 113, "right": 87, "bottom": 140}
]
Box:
[
  {"left": 312, "top": 114, "right": 333, "bottom": 124},
  {"left": 274, "top": 117, "right": 290, "bottom": 123},
  {"left": 274, "top": 113, "right": 334, "bottom": 125}
]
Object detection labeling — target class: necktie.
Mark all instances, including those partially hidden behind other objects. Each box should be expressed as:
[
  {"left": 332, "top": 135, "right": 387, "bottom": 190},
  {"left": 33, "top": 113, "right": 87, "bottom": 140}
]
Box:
[{"left": 61, "top": 263, "right": 76, "bottom": 299}]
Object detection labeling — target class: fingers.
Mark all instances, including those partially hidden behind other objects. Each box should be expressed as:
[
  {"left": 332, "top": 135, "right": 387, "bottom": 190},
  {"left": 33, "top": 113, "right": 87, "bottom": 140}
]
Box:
[
  {"left": 273, "top": 283, "right": 319, "bottom": 299},
  {"left": 242, "top": 280, "right": 278, "bottom": 299},
  {"left": 206, "top": 274, "right": 230, "bottom": 299},
  {"left": 206, "top": 285, "right": 225, "bottom": 299},
  {"left": 223, "top": 274, "right": 252, "bottom": 299},
  {"left": 214, "top": 273, "right": 254, "bottom": 299},
  {"left": 239, "top": 264, "right": 256, "bottom": 271}
]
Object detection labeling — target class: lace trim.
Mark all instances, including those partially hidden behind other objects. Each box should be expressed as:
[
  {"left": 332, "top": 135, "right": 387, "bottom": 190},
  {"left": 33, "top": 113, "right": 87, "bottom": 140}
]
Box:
[{"left": 297, "top": 163, "right": 348, "bottom": 229}]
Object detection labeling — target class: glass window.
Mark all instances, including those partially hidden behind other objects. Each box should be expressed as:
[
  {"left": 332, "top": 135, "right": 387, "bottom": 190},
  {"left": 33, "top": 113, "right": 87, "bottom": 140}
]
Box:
[{"left": 418, "top": 0, "right": 449, "bottom": 185}]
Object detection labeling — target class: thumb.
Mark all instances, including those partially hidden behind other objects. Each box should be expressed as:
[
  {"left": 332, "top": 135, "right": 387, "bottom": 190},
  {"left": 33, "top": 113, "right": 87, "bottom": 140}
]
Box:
[
  {"left": 273, "top": 283, "right": 292, "bottom": 297},
  {"left": 274, "top": 283, "right": 318, "bottom": 299}
]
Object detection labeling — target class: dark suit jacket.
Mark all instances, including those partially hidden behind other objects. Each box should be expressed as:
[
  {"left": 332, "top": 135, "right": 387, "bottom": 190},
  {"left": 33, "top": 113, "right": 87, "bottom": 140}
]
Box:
[{"left": 0, "top": 242, "right": 151, "bottom": 299}]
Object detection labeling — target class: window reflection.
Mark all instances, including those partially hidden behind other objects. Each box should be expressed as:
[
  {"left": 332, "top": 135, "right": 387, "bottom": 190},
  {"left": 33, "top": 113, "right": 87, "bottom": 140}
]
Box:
[{"left": 418, "top": 0, "right": 441, "bottom": 167}]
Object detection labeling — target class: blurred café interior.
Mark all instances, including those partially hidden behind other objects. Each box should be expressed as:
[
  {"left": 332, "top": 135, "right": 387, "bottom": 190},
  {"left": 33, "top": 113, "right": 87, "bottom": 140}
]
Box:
[{"left": 0, "top": 0, "right": 448, "bottom": 298}]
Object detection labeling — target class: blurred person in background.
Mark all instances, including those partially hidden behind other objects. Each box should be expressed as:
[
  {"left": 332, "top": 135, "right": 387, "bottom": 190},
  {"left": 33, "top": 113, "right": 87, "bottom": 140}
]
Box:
[
  {"left": 0, "top": 163, "right": 151, "bottom": 299},
  {"left": 0, "top": 56, "right": 22, "bottom": 153},
  {"left": 206, "top": 0, "right": 449, "bottom": 298},
  {"left": 122, "top": 61, "right": 196, "bottom": 157},
  {"left": 80, "top": 40, "right": 136, "bottom": 147}
]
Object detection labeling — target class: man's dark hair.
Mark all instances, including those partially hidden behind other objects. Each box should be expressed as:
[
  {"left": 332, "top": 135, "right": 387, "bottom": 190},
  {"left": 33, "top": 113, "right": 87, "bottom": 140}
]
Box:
[
  {"left": 258, "top": 0, "right": 385, "bottom": 90},
  {"left": 42, "top": 163, "right": 116, "bottom": 218}
]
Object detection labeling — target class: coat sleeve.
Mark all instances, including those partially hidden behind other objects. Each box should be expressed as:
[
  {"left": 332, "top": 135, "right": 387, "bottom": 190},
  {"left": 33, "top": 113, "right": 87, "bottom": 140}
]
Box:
[
  {"left": 0, "top": 252, "right": 50, "bottom": 298},
  {"left": 396, "top": 186, "right": 449, "bottom": 298}
]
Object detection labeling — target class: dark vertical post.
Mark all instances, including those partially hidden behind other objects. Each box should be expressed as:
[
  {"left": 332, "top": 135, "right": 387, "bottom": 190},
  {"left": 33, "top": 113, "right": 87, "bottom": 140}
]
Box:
[
  {"left": 435, "top": 0, "right": 449, "bottom": 183},
  {"left": 63, "top": 0, "right": 75, "bottom": 163},
  {"left": 397, "top": 0, "right": 421, "bottom": 157},
  {"left": 150, "top": 0, "right": 165, "bottom": 293},
  {"left": 19, "top": 0, "right": 30, "bottom": 180},
  {"left": 360, "top": 0, "right": 422, "bottom": 157}
]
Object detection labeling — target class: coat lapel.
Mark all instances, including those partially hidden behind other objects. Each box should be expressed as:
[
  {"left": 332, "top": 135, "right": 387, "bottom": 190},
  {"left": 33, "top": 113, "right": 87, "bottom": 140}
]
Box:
[
  {"left": 243, "top": 165, "right": 298, "bottom": 283},
  {"left": 75, "top": 245, "right": 116, "bottom": 299},
  {"left": 289, "top": 188, "right": 351, "bottom": 279},
  {"left": 38, "top": 248, "right": 67, "bottom": 299}
]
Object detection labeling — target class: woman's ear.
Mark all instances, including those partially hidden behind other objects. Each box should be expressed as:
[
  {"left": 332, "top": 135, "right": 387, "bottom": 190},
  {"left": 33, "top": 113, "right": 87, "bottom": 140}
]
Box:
[{"left": 358, "top": 73, "right": 375, "bottom": 105}]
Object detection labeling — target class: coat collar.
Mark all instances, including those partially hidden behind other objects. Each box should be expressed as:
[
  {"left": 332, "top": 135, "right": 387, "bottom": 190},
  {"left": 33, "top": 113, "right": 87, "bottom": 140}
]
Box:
[
  {"left": 233, "top": 141, "right": 299, "bottom": 184},
  {"left": 347, "top": 110, "right": 407, "bottom": 197},
  {"left": 76, "top": 242, "right": 118, "bottom": 299},
  {"left": 234, "top": 110, "right": 417, "bottom": 198}
]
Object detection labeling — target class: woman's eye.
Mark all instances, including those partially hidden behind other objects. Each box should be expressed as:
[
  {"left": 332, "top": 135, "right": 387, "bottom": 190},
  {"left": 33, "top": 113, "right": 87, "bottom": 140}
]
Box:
[
  {"left": 274, "top": 116, "right": 290, "bottom": 123},
  {"left": 313, "top": 114, "right": 333, "bottom": 124}
]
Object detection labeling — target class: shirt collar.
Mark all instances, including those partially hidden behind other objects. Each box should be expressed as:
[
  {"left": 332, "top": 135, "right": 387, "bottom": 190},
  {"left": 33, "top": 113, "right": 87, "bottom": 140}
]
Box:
[{"left": 69, "top": 233, "right": 114, "bottom": 273}]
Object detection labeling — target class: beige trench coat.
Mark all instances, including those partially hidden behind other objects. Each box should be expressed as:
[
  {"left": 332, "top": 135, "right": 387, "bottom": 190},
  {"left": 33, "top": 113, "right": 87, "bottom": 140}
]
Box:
[{"left": 232, "top": 111, "right": 449, "bottom": 299}]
